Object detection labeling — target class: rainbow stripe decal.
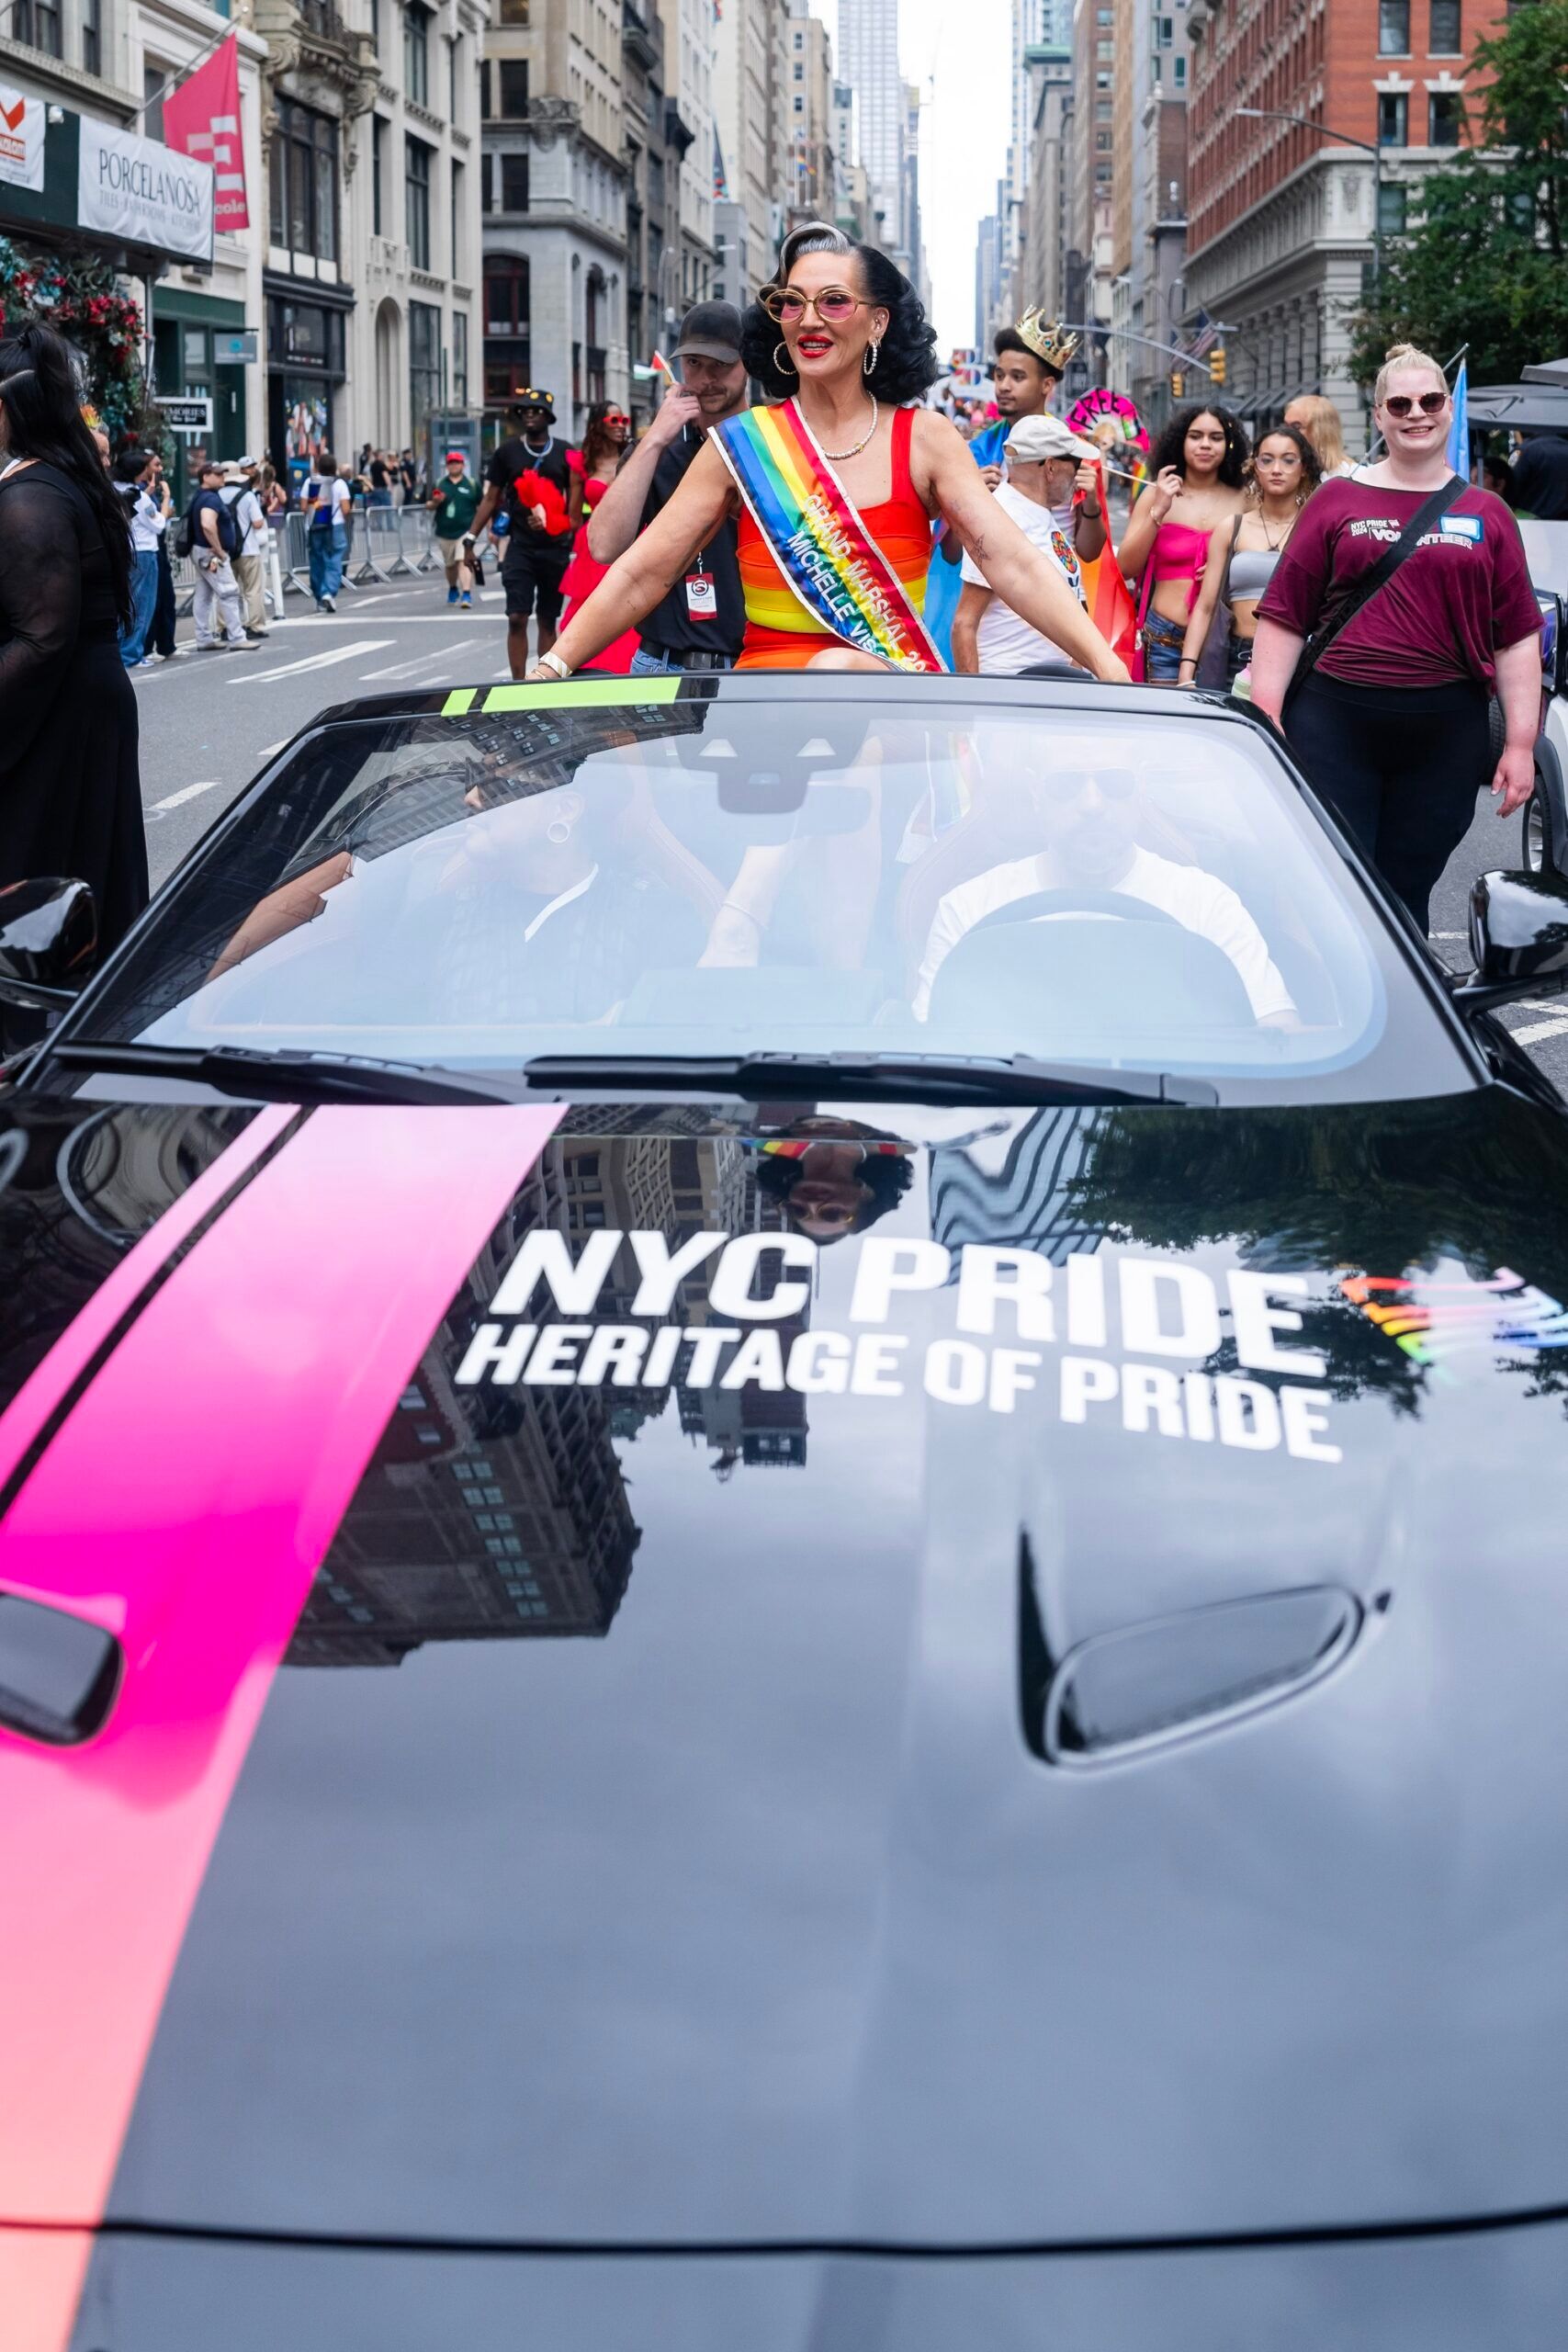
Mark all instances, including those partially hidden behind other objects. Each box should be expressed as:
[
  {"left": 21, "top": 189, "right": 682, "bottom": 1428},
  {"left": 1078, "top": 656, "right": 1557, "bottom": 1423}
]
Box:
[
  {"left": 711, "top": 399, "right": 946, "bottom": 673},
  {"left": 1340, "top": 1263, "right": 1568, "bottom": 1373}
]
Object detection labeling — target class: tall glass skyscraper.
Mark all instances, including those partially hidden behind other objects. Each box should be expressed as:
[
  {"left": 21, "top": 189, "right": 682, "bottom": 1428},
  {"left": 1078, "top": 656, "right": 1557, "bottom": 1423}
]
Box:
[{"left": 836, "top": 0, "right": 906, "bottom": 266}]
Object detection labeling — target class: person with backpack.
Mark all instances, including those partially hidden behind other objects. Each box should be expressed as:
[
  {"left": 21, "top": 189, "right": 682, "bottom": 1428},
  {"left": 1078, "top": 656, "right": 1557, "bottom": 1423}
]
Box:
[
  {"left": 222, "top": 458, "right": 270, "bottom": 639},
  {"left": 303, "top": 453, "right": 352, "bottom": 610},
  {"left": 182, "top": 458, "right": 250, "bottom": 652},
  {"left": 1251, "top": 343, "right": 1542, "bottom": 933}
]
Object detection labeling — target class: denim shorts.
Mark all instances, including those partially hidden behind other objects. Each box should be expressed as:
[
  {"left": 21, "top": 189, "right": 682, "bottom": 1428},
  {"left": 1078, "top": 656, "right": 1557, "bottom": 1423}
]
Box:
[{"left": 1142, "top": 609, "right": 1186, "bottom": 684}]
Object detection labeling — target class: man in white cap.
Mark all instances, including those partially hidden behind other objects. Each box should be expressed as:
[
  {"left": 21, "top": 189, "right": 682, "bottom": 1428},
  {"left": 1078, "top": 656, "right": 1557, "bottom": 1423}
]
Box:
[
  {"left": 953, "top": 414, "right": 1101, "bottom": 675},
  {"left": 223, "top": 458, "right": 270, "bottom": 640}
]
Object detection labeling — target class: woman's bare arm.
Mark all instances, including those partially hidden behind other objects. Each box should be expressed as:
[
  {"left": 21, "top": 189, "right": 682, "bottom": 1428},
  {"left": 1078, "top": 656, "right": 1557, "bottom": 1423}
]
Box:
[
  {"left": 952, "top": 582, "right": 991, "bottom": 675},
  {"left": 542, "top": 442, "right": 737, "bottom": 673},
  {"left": 1179, "top": 520, "right": 1230, "bottom": 681},
  {"left": 1247, "top": 617, "right": 1304, "bottom": 724},
  {"left": 1115, "top": 474, "right": 1179, "bottom": 585}
]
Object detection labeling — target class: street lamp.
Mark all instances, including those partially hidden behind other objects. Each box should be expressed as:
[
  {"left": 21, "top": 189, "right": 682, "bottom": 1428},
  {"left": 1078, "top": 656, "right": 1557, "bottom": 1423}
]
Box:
[{"left": 1233, "top": 106, "right": 1383, "bottom": 305}]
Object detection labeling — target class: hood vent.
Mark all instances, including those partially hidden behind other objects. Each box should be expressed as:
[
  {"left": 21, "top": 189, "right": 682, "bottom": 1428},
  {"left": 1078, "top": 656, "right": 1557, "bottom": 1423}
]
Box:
[
  {"left": 1039, "top": 1585, "right": 1368, "bottom": 1768},
  {"left": 0, "top": 1590, "right": 122, "bottom": 1746}
]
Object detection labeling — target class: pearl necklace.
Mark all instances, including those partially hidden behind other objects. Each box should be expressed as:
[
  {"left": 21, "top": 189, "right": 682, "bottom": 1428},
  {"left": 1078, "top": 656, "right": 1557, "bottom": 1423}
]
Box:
[{"left": 820, "top": 399, "right": 879, "bottom": 462}]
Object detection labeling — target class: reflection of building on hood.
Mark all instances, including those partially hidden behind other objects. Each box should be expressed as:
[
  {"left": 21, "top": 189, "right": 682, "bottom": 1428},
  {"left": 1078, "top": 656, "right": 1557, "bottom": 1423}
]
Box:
[{"left": 929, "top": 1107, "right": 1109, "bottom": 1271}]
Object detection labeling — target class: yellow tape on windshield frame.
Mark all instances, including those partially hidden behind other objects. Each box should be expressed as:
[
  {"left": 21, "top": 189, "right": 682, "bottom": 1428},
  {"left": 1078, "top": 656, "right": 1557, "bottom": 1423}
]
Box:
[{"left": 441, "top": 679, "right": 682, "bottom": 717}]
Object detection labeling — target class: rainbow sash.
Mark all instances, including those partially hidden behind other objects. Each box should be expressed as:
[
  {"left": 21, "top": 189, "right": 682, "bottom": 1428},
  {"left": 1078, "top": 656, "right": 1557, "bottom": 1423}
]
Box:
[{"left": 711, "top": 400, "right": 946, "bottom": 673}]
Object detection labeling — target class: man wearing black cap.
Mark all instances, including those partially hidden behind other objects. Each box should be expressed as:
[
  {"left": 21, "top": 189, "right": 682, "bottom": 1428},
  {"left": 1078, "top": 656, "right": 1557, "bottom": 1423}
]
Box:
[
  {"left": 472, "top": 390, "right": 578, "bottom": 676},
  {"left": 582, "top": 300, "right": 748, "bottom": 675}
]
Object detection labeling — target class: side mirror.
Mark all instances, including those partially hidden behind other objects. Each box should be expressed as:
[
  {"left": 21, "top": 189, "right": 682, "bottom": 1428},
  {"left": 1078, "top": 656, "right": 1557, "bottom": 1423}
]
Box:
[
  {"left": 1451, "top": 868, "right": 1568, "bottom": 1011},
  {"left": 0, "top": 877, "right": 96, "bottom": 1011}
]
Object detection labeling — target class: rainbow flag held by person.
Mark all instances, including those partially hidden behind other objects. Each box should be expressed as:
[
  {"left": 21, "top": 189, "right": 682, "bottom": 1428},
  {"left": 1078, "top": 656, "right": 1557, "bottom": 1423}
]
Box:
[{"left": 710, "top": 400, "right": 946, "bottom": 673}]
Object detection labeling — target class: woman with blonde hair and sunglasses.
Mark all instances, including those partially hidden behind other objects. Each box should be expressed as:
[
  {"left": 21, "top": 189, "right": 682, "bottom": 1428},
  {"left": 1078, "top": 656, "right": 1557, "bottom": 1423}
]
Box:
[
  {"left": 1250, "top": 344, "right": 1543, "bottom": 933},
  {"left": 526, "top": 222, "right": 1126, "bottom": 684}
]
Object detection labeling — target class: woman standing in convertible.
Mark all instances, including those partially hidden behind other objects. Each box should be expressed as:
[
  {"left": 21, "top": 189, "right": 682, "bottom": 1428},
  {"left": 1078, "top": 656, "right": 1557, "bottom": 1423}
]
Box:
[{"left": 527, "top": 222, "right": 1127, "bottom": 684}]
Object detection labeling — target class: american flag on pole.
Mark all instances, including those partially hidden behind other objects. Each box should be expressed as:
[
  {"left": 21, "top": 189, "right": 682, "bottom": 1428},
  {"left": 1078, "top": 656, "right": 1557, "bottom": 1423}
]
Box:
[{"left": 1184, "top": 308, "right": 1218, "bottom": 362}]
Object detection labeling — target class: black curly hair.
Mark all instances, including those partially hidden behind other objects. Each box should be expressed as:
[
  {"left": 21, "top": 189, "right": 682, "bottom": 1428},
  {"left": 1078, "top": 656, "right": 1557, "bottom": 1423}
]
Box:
[
  {"left": 1150, "top": 402, "right": 1251, "bottom": 490},
  {"left": 740, "top": 220, "right": 940, "bottom": 406},
  {"left": 1247, "top": 419, "right": 1323, "bottom": 501},
  {"left": 752, "top": 1132, "right": 915, "bottom": 1240}
]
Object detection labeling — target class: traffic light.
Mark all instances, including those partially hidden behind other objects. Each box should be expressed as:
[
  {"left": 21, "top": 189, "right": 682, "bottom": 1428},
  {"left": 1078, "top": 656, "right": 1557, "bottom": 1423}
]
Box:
[
  {"left": 1169, "top": 368, "right": 1186, "bottom": 401},
  {"left": 1210, "top": 342, "right": 1226, "bottom": 387}
]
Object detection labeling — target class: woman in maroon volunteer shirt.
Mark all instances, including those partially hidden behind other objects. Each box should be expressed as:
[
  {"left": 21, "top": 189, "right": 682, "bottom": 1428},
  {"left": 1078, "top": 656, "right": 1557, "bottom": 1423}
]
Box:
[{"left": 1251, "top": 344, "right": 1542, "bottom": 932}]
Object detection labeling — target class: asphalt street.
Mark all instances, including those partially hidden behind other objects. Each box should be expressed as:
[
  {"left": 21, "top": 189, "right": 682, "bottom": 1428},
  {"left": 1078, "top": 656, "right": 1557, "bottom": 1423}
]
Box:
[
  {"left": 132, "top": 564, "right": 1568, "bottom": 1091},
  {"left": 134, "top": 572, "right": 525, "bottom": 881}
]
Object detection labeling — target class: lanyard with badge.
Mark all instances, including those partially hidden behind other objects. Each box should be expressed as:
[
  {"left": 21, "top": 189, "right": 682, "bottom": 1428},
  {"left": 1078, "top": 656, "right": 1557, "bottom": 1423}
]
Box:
[{"left": 679, "top": 423, "right": 720, "bottom": 620}]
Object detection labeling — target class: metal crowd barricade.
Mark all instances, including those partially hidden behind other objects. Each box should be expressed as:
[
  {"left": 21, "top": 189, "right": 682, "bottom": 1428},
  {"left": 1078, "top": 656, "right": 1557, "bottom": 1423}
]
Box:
[
  {"left": 398, "top": 503, "right": 439, "bottom": 571},
  {"left": 169, "top": 550, "right": 198, "bottom": 618},
  {"left": 351, "top": 504, "right": 407, "bottom": 583},
  {"left": 282, "top": 511, "right": 314, "bottom": 595}
]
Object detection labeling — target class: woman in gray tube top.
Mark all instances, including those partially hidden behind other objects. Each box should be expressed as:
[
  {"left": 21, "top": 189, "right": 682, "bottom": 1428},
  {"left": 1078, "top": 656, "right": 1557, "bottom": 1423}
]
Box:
[{"left": 1179, "top": 424, "right": 1323, "bottom": 686}]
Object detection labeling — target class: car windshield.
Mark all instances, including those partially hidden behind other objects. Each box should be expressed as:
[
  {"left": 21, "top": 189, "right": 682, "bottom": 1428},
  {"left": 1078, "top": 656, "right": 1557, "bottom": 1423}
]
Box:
[{"left": 62, "top": 682, "right": 1467, "bottom": 1103}]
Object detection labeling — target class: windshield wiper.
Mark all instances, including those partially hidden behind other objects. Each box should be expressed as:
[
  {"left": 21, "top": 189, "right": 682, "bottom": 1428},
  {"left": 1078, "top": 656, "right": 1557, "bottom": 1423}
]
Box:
[
  {"left": 49, "top": 1040, "right": 520, "bottom": 1107},
  {"left": 520, "top": 1051, "right": 1219, "bottom": 1109}
]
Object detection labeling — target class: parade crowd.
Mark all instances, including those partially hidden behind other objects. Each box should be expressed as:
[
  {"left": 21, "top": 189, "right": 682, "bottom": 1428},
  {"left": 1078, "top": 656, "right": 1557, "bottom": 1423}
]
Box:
[{"left": 0, "top": 213, "right": 1560, "bottom": 961}]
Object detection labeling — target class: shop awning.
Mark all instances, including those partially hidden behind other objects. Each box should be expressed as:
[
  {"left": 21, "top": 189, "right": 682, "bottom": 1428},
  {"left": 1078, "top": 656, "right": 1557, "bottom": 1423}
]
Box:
[{"left": 0, "top": 101, "right": 213, "bottom": 267}]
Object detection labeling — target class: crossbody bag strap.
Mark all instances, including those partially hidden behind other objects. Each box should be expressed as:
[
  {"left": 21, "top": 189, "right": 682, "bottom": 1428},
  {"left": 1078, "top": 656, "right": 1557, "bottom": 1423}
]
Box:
[{"left": 1286, "top": 472, "right": 1464, "bottom": 710}]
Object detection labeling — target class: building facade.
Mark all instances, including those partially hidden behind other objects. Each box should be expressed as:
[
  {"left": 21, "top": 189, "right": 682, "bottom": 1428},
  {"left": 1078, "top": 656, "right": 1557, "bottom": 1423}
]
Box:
[
  {"left": 835, "top": 0, "right": 900, "bottom": 261},
  {"left": 784, "top": 0, "right": 834, "bottom": 224},
  {"left": 1183, "top": 0, "right": 1508, "bottom": 436},
  {"left": 479, "top": 0, "right": 629, "bottom": 438}
]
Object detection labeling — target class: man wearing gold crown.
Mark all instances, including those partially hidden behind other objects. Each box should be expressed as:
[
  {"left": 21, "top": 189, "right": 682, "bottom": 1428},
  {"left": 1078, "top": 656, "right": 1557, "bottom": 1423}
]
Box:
[{"left": 924, "top": 312, "right": 1104, "bottom": 662}]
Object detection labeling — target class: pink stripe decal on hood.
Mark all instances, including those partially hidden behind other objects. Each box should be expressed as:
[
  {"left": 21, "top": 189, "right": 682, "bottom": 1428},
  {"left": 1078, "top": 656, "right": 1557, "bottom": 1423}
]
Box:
[
  {"left": 0, "top": 1102, "right": 562, "bottom": 2351},
  {"left": 0, "top": 1102, "right": 299, "bottom": 1483}
]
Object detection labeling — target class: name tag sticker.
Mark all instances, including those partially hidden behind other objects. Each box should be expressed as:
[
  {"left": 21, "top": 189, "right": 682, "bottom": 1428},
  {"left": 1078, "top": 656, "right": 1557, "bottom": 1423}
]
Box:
[{"left": 1441, "top": 512, "right": 1483, "bottom": 542}]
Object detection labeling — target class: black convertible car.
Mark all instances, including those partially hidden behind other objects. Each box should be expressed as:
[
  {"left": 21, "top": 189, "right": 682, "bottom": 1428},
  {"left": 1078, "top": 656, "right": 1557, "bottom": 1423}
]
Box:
[{"left": 4, "top": 675, "right": 1568, "bottom": 2348}]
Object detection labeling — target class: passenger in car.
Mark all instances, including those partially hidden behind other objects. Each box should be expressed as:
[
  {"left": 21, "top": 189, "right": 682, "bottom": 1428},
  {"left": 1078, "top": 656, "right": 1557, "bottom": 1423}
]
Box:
[{"left": 912, "top": 767, "right": 1296, "bottom": 1025}]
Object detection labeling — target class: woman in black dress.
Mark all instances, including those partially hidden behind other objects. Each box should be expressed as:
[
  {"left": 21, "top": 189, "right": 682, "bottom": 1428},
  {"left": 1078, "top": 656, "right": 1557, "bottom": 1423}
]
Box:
[{"left": 0, "top": 323, "right": 148, "bottom": 956}]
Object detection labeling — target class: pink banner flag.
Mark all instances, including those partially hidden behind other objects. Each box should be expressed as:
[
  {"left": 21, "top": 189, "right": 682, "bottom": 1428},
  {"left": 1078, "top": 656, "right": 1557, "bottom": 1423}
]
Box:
[{"left": 162, "top": 31, "right": 247, "bottom": 233}]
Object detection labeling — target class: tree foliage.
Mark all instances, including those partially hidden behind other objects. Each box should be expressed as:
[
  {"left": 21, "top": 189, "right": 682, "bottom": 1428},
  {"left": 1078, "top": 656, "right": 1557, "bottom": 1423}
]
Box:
[{"left": 1349, "top": 0, "right": 1568, "bottom": 388}]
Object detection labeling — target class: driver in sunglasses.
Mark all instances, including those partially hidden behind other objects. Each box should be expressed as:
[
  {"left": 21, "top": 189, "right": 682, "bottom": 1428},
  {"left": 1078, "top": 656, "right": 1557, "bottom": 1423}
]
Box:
[{"left": 912, "top": 757, "right": 1294, "bottom": 1025}]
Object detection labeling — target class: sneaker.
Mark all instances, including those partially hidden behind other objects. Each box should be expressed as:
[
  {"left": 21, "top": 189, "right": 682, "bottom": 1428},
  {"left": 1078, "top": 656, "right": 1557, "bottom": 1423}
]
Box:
[
  {"left": 446, "top": 586, "right": 459, "bottom": 605},
  {"left": 225, "top": 638, "right": 255, "bottom": 651},
  {"left": 244, "top": 627, "right": 267, "bottom": 640},
  {"left": 322, "top": 595, "right": 337, "bottom": 613},
  {"left": 460, "top": 593, "right": 472, "bottom": 607},
  {"left": 196, "top": 641, "right": 223, "bottom": 652}
]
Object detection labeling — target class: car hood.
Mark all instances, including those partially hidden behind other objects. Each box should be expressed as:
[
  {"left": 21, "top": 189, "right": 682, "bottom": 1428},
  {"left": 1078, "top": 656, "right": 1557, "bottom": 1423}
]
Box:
[{"left": 3, "top": 1087, "right": 1568, "bottom": 2272}]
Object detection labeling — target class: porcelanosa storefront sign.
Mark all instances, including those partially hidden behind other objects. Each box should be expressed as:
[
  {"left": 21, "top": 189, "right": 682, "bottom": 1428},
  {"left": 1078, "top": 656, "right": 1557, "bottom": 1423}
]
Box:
[{"left": 77, "top": 118, "right": 213, "bottom": 262}]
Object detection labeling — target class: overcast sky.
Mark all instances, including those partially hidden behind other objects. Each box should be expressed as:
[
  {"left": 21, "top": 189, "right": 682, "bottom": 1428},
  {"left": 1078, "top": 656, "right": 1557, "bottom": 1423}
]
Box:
[{"left": 817, "top": 0, "right": 1013, "bottom": 356}]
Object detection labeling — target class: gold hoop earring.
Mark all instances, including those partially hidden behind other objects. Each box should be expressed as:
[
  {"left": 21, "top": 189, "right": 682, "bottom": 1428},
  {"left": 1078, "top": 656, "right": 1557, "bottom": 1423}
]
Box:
[
  {"left": 863, "top": 341, "right": 880, "bottom": 379},
  {"left": 773, "top": 341, "right": 796, "bottom": 375}
]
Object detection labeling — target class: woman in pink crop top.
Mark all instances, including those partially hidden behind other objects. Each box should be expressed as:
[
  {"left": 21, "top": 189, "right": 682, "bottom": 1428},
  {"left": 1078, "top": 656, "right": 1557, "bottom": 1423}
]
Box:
[{"left": 1118, "top": 404, "right": 1251, "bottom": 683}]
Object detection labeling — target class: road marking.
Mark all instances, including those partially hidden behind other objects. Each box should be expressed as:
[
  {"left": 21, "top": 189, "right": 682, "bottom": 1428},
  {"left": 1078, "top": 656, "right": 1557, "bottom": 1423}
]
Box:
[
  {"left": 1430, "top": 932, "right": 1466, "bottom": 941},
  {"left": 360, "top": 638, "right": 485, "bottom": 680},
  {"left": 151, "top": 778, "right": 225, "bottom": 812},
  {"left": 228, "top": 639, "right": 392, "bottom": 683},
  {"left": 1509, "top": 1012, "right": 1568, "bottom": 1046},
  {"left": 259, "top": 739, "right": 289, "bottom": 756}
]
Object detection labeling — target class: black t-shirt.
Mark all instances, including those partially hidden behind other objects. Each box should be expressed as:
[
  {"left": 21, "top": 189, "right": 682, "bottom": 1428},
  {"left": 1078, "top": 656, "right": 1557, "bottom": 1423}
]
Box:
[
  {"left": 637, "top": 427, "right": 745, "bottom": 658},
  {"left": 1513, "top": 436, "right": 1568, "bottom": 523},
  {"left": 368, "top": 458, "right": 389, "bottom": 490},
  {"left": 488, "top": 434, "right": 576, "bottom": 562}
]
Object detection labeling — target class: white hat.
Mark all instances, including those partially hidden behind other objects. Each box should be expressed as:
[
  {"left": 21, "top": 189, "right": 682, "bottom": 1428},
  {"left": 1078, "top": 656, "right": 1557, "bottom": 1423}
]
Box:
[{"left": 1006, "top": 413, "right": 1098, "bottom": 465}]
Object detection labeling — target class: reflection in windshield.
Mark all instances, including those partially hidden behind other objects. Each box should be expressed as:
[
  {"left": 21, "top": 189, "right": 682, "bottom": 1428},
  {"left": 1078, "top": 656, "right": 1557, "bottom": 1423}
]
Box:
[{"left": 70, "top": 697, "right": 1453, "bottom": 1094}]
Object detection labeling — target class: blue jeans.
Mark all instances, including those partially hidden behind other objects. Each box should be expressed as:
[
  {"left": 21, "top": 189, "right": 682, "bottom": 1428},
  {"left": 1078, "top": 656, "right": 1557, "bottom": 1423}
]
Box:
[
  {"left": 367, "top": 488, "right": 393, "bottom": 507},
  {"left": 629, "top": 645, "right": 736, "bottom": 676},
  {"left": 1142, "top": 610, "right": 1186, "bottom": 684},
  {"left": 309, "top": 521, "right": 346, "bottom": 603},
  {"left": 119, "top": 548, "right": 158, "bottom": 665}
]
